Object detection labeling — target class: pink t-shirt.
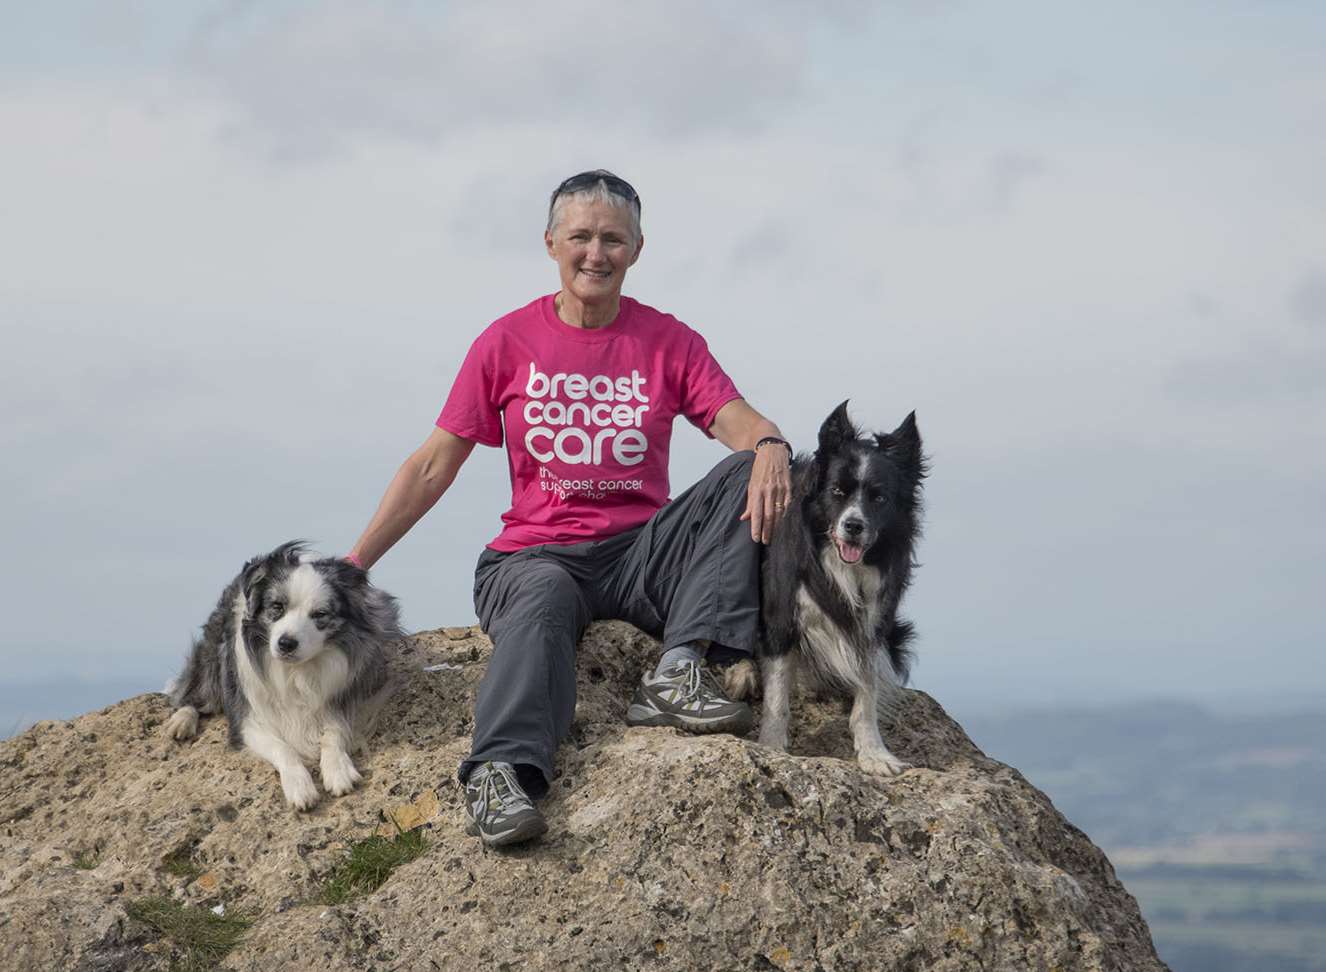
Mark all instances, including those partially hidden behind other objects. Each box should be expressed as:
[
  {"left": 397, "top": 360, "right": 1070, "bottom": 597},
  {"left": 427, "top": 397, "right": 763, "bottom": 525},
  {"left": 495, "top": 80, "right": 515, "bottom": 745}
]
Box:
[{"left": 436, "top": 294, "right": 742, "bottom": 552}]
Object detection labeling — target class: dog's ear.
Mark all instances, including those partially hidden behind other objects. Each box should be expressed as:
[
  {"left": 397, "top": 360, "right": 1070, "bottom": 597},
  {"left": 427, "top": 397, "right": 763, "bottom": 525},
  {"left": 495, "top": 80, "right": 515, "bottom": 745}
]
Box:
[
  {"left": 874, "top": 411, "right": 926, "bottom": 479},
  {"left": 241, "top": 557, "right": 270, "bottom": 621},
  {"left": 816, "top": 400, "right": 857, "bottom": 459},
  {"left": 241, "top": 541, "right": 308, "bottom": 620},
  {"left": 325, "top": 556, "right": 368, "bottom": 591},
  {"left": 322, "top": 558, "right": 372, "bottom": 627}
]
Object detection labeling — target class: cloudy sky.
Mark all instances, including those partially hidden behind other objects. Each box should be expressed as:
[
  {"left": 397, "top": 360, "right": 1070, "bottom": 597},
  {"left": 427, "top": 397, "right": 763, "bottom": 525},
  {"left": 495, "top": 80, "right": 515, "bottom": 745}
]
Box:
[{"left": 2, "top": 1, "right": 1323, "bottom": 730}]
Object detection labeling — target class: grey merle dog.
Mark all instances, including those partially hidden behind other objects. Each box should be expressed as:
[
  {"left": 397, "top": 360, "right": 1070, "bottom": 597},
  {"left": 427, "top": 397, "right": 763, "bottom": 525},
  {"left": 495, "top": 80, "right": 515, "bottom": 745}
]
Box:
[
  {"left": 165, "top": 541, "right": 403, "bottom": 809},
  {"left": 726, "top": 402, "right": 926, "bottom": 775}
]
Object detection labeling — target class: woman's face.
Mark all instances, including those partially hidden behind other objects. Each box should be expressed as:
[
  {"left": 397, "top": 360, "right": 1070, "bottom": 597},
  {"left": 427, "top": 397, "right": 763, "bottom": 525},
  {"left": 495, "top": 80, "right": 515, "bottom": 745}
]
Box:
[{"left": 545, "top": 197, "right": 643, "bottom": 305}]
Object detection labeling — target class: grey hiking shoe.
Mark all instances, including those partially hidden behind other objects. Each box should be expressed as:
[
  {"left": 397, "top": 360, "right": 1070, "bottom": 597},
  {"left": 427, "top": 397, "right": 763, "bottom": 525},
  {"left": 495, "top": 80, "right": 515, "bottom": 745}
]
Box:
[
  {"left": 464, "top": 761, "right": 547, "bottom": 847},
  {"left": 625, "top": 661, "right": 754, "bottom": 735}
]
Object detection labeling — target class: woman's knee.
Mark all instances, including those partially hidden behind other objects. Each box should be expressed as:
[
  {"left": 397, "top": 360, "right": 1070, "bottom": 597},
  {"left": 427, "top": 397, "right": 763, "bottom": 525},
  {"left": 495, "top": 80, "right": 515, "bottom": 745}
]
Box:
[
  {"left": 488, "top": 563, "right": 588, "bottom": 640},
  {"left": 707, "top": 449, "right": 756, "bottom": 488},
  {"left": 712, "top": 450, "right": 756, "bottom": 503},
  {"left": 534, "top": 568, "right": 587, "bottom": 621},
  {"left": 725, "top": 449, "right": 757, "bottom": 471}
]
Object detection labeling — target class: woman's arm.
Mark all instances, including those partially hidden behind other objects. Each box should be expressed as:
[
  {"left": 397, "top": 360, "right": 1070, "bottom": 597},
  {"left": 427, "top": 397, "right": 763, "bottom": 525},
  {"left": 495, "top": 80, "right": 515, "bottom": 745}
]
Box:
[
  {"left": 348, "top": 427, "right": 476, "bottom": 569},
  {"left": 709, "top": 399, "right": 792, "bottom": 544}
]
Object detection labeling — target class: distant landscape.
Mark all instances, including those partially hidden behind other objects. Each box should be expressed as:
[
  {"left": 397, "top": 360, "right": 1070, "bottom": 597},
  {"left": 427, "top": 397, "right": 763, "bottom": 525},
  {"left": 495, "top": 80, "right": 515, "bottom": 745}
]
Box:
[
  {"left": 964, "top": 702, "right": 1326, "bottom": 972},
  {"left": 2, "top": 677, "right": 156, "bottom": 740},
  {"left": 6, "top": 682, "right": 1324, "bottom": 970}
]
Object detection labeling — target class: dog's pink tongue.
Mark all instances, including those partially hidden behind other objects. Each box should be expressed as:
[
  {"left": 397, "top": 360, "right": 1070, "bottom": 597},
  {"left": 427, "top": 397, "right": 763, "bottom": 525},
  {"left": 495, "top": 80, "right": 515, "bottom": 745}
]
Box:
[{"left": 836, "top": 538, "right": 864, "bottom": 563}]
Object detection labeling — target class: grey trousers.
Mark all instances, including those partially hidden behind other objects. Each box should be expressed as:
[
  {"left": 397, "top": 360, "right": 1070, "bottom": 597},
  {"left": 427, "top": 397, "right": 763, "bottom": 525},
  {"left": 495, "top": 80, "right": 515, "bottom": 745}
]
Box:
[{"left": 460, "top": 450, "right": 759, "bottom": 796}]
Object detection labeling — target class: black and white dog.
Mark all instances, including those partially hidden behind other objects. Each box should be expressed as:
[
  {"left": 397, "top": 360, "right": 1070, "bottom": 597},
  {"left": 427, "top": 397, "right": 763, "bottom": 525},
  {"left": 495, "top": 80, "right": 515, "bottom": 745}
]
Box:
[
  {"left": 727, "top": 402, "right": 926, "bottom": 776},
  {"left": 164, "top": 542, "right": 403, "bottom": 810}
]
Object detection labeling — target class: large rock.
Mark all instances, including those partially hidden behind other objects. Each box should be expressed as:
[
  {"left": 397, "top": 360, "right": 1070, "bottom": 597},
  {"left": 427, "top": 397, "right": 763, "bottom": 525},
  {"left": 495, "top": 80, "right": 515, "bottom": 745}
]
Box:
[{"left": 0, "top": 622, "right": 1167, "bottom": 971}]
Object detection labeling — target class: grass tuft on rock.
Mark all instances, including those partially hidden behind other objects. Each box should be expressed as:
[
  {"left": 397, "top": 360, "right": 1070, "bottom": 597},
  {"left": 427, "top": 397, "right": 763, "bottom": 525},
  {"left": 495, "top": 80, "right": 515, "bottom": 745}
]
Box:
[
  {"left": 161, "top": 845, "right": 203, "bottom": 880},
  {"left": 125, "top": 896, "right": 251, "bottom": 971},
  {"left": 320, "top": 829, "right": 429, "bottom": 905},
  {"left": 72, "top": 846, "right": 101, "bottom": 870}
]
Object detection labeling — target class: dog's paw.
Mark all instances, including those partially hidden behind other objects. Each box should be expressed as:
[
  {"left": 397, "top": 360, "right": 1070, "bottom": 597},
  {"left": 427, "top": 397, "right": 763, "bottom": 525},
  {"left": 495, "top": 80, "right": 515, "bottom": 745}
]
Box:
[
  {"left": 280, "top": 767, "right": 321, "bottom": 810},
  {"left": 320, "top": 750, "right": 362, "bottom": 797},
  {"left": 857, "top": 749, "right": 911, "bottom": 777},
  {"left": 164, "top": 706, "right": 200, "bottom": 741},
  {"left": 722, "top": 659, "right": 759, "bottom": 701}
]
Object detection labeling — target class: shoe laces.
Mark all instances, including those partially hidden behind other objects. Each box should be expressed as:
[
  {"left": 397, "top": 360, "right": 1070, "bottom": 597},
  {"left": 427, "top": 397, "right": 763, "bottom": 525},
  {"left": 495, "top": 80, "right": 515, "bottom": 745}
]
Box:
[
  {"left": 474, "top": 762, "right": 533, "bottom": 818},
  {"left": 671, "top": 662, "right": 726, "bottom": 704}
]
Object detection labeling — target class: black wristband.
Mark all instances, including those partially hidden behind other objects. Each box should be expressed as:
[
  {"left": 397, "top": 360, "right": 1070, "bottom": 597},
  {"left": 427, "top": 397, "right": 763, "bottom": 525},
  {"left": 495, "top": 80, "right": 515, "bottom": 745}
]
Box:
[{"left": 754, "top": 436, "right": 793, "bottom": 459}]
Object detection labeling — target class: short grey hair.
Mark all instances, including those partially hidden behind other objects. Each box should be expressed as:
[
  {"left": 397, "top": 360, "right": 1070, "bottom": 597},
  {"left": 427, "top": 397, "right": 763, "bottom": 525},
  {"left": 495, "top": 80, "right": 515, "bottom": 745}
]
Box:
[{"left": 546, "top": 170, "right": 642, "bottom": 243}]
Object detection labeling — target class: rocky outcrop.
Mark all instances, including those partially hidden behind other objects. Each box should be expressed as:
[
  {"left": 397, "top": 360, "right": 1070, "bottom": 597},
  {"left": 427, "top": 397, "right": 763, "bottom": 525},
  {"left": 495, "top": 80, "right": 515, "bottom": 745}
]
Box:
[{"left": 0, "top": 622, "right": 1167, "bottom": 971}]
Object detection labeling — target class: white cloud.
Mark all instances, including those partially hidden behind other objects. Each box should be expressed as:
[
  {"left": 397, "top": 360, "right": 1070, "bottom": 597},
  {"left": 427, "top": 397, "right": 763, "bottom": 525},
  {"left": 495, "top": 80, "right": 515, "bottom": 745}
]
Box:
[{"left": 177, "top": 1, "right": 812, "bottom": 159}]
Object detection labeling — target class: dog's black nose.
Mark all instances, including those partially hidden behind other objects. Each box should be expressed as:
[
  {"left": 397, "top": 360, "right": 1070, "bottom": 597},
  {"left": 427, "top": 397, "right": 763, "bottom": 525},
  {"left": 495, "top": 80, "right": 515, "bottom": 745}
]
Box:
[
  {"left": 842, "top": 518, "right": 865, "bottom": 538},
  {"left": 277, "top": 634, "right": 299, "bottom": 654}
]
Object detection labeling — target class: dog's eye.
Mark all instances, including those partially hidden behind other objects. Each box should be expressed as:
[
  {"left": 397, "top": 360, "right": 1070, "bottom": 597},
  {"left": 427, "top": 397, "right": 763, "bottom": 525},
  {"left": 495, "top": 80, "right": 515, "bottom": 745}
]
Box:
[
  {"left": 310, "top": 610, "right": 328, "bottom": 621},
  {"left": 869, "top": 494, "right": 883, "bottom": 504},
  {"left": 268, "top": 601, "right": 285, "bottom": 614},
  {"left": 831, "top": 486, "right": 846, "bottom": 497}
]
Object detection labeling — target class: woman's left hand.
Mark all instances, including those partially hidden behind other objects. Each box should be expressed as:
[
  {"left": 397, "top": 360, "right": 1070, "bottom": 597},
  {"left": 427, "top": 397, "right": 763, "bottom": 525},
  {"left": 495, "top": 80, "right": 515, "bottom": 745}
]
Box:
[
  {"left": 741, "top": 442, "right": 792, "bottom": 544},
  {"left": 709, "top": 399, "right": 793, "bottom": 545}
]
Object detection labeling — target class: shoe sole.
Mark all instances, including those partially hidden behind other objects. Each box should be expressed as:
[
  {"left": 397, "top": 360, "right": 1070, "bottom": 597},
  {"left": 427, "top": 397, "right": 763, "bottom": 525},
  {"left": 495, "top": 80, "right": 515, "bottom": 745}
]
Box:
[
  {"left": 465, "top": 815, "right": 548, "bottom": 847},
  {"left": 625, "top": 704, "right": 754, "bottom": 736}
]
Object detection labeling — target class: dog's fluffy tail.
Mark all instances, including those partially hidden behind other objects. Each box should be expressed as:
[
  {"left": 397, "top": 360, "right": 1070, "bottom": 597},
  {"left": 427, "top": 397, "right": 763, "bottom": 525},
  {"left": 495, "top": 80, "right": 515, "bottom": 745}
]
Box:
[
  {"left": 722, "top": 658, "right": 759, "bottom": 701},
  {"left": 886, "top": 619, "right": 916, "bottom": 686}
]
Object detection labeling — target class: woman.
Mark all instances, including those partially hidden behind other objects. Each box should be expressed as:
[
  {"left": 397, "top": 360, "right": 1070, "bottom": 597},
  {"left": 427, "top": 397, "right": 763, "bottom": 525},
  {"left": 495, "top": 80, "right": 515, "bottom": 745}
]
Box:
[{"left": 347, "top": 171, "right": 791, "bottom": 846}]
